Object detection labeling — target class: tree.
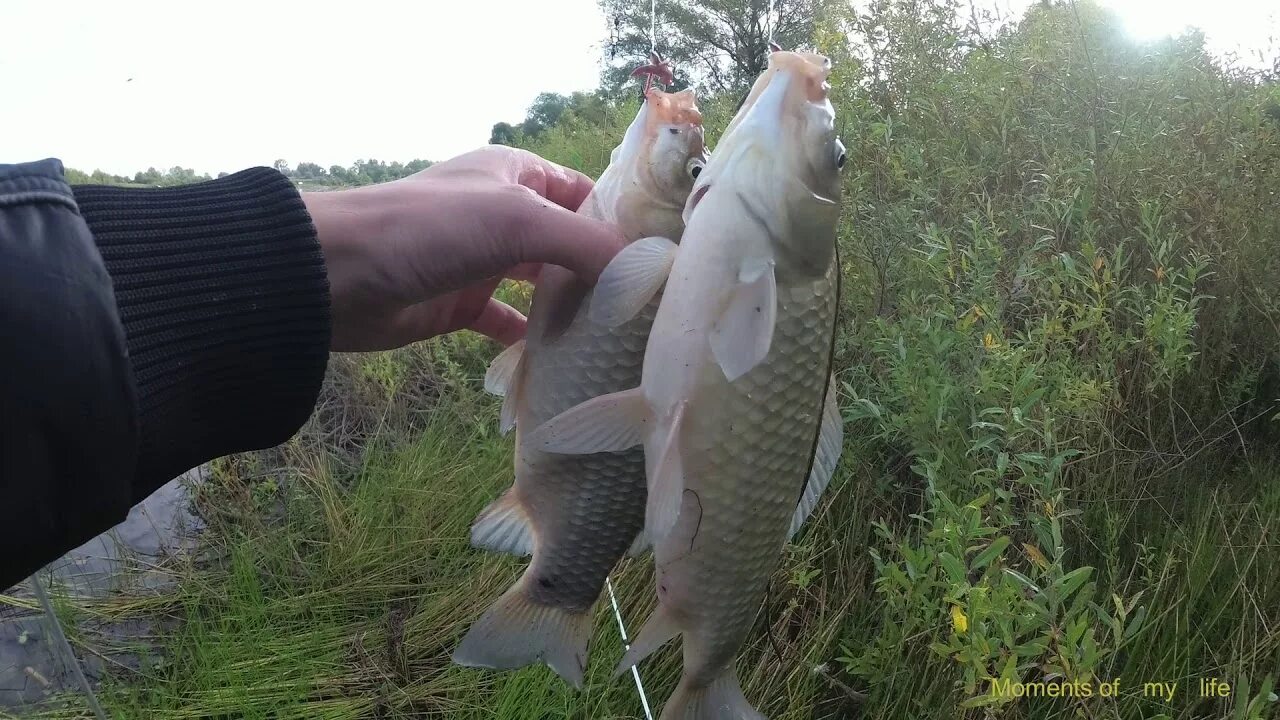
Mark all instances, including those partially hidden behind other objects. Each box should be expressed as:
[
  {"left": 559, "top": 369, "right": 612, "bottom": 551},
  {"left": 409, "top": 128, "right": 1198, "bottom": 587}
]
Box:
[
  {"left": 404, "top": 159, "right": 432, "bottom": 174},
  {"left": 272, "top": 159, "right": 292, "bottom": 177},
  {"left": 295, "top": 162, "right": 326, "bottom": 180},
  {"left": 598, "top": 0, "right": 822, "bottom": 95},
  {"left": 167, "top": 166, "right": 199, "bottom": 183},
  {"left": 520, "top": 93, "right": 572, "bottom": 137},
  {"left": 490, "top": 121, "right": 519, "bottom": 146}
]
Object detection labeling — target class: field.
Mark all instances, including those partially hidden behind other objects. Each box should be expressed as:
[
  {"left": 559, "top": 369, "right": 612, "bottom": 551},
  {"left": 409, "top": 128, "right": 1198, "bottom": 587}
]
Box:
[{"left": 8, "top": 1, "right": 1280, "bottom": 718}]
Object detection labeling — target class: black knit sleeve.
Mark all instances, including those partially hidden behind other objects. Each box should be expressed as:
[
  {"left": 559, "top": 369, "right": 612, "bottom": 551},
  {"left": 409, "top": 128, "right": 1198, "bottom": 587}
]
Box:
[
  {"left": 1, "top": 159, "right": 140, "bottom": 590},
  {"left": 71, "top": 168, "right": 331, "bottom": 501}
]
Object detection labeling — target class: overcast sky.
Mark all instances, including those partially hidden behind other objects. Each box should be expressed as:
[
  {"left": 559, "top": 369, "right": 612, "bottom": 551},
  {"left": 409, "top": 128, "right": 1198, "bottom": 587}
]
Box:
[
  {"left": 2, "top": 0, "right": 1275, "bottom": 178},
  {"left": 1, "top": 1, "right": 609, "bottom": 176}
]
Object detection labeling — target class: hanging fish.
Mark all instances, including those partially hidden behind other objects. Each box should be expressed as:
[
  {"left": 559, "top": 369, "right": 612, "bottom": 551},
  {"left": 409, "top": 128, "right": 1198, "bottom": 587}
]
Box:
[
  {"left": 452, "top": 80, "right": 707, "bottom": 688},
  {"left": 529, "top": 49, "right": 846, "bottom": 718}
]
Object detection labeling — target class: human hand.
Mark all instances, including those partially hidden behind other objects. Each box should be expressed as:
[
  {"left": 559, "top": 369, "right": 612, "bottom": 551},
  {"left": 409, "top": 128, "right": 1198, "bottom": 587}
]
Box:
[{"left": 303, "top": 146, "right": 624, "bottom": 352}]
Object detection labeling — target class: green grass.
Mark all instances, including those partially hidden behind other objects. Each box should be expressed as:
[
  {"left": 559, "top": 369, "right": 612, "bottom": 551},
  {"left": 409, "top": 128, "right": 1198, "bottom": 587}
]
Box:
[
  {"left": 11, "top": 1, "right": 1280, "bottom": 716},
  {"left": 13, "top": 336, "right": 1277, "bottom": 719}
]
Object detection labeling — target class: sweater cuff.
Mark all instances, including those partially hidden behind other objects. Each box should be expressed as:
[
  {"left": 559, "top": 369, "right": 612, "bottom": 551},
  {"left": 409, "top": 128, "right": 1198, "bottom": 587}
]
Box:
[{"left": 72, "top": 168, "right": 331, "bottom": 498}]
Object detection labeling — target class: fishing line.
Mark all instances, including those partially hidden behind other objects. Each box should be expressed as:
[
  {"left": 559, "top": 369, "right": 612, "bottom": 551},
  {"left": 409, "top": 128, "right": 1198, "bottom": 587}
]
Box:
[
  {"left": 605, "top": 577, "right": 654, "bottom": 720},
  {"left": 649, "top": 0, "right": 657, "bottom": 53},
  {"left": 767, "top": 0, "right": 776, "bottom": 47},
  {"left": 31, "top": 571, "right": 108, "bottom": 720}
]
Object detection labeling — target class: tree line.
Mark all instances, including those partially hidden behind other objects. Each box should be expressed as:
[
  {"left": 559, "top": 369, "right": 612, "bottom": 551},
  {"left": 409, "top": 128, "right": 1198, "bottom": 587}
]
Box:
[
  {"left": 272, "top": 158, "right": 433, "bottom": 187},
  {"left": 64, "top": 158, "right": 435, "bottom": 189}
]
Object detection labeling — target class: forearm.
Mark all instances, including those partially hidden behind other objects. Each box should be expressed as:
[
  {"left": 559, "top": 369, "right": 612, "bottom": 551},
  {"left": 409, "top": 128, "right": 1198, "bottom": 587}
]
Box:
[
  {"left": 0, "top": 161, "right": 331, "bottom": 590},
  {"left": 75, "top": 168, "right": 332, "bottom": 497}
]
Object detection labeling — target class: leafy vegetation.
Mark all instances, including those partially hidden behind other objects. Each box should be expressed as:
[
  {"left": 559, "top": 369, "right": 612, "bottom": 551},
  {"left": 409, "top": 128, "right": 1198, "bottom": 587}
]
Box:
[
  {"left": 275, "top": 159, "right": 434, "bottom": 188},
  {"left": 15, "top": 1, "right": 1280, "bottom": 718},
  {"left": 63, "top": 158, "right": 434, "bottom": 190},
  {"left": 62, "top": 166, "right": 215, "bottom": 188}
]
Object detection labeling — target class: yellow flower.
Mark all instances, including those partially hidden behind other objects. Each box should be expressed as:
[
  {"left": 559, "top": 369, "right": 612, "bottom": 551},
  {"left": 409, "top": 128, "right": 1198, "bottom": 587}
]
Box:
[
  {"left": 1023, "top": 543, "right": 1050, "bottom": 570},
  {"left": 982, "top": 332, "right": 1000, "bottom": 350},
  {"left": 951, "top": 605, "right": 969, "bottom": 634}
]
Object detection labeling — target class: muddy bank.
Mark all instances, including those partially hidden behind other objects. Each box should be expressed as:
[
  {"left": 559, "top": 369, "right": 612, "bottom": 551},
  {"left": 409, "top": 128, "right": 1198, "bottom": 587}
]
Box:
[{"left": 0, "top": 469, "right": 204, "bottom": 711}]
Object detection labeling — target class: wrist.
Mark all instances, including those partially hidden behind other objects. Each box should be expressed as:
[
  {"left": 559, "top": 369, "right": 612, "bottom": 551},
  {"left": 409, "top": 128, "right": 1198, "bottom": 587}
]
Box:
[
  {"left": 76, "top": 168, "right": 331, "bottom": 493},
  {"left": 304, "top": 186, "right": 407, "bottom": 350}
]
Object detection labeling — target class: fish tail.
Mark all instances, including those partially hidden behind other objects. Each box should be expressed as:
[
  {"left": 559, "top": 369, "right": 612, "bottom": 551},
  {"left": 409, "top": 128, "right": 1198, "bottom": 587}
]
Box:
[
  {"left": 659, "top": 667, "right": 765, "bottom": 720},
  {"left": 452, "top": 583, "right": 593, "bottom": 690},
  {"left": 470, "top": 487, "right": 534, "bottom": 556}
]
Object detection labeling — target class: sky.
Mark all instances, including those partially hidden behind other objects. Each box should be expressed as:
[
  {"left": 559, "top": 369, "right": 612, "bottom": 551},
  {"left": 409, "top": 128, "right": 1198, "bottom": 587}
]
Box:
[
  {"left": 1, "top": 1, "right": 610, "bottom": 177},
  {"left": 1, "top": 0, "right": 1275, "bottom": 178}
]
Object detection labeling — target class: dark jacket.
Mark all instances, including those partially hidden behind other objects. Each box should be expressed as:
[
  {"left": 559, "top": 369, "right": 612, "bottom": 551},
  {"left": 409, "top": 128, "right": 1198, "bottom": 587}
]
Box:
[{"left": 0, "top": 158, "right": 331, "bottom": 590}]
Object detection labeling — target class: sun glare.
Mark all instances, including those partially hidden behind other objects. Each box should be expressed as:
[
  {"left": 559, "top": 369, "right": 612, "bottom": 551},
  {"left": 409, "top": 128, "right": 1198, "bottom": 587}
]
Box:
[
  {"left": 1102, "top": 0, "right": 1277, "bottom": 63},
  {"left": 1107, "top": 0, "right": 1196, "bottom": 42}
]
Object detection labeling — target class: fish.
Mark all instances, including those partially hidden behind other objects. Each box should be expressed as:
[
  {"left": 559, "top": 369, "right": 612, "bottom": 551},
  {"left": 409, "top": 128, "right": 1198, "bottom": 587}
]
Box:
[
  {"left": 451, "top": 84, "right": 708, "bottom": 688},
  {"left": 527, "top": 49, "right": 846, "bottom": 719}
]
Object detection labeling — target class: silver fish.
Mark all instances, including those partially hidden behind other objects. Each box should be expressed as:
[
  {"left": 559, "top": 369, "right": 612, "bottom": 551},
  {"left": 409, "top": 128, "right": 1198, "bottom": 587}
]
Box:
[
  {"left": 452, "top": 86, "right": 708, "bottom": 688},
  {"left": 529, "top": 49, "right": 846, "bottom": 719}
]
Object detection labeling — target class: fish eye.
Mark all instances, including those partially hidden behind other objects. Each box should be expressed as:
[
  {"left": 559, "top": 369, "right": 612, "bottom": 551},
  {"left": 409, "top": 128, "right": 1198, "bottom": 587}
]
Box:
[{"left": 687, "top": 158, "right": 704, "bottom": 180}]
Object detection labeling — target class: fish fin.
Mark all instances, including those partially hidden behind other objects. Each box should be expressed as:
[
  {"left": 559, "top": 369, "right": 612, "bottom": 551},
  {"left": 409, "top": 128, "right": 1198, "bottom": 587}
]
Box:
[
  {"left": 485, "top": 340, "right": 526, "bottom": 435},
  {"left": 646, "top": 401, "right": 687, "bottom": 543},
  {"left": 658, "top": 667, "right": 765, "bottom": 720},
  {"left": 612, "top": 604, "right": 681, "bottom": 679},
  {"left": 499, "top": 391, "right": 520, "bottom": 436},
  {"left": 452, "top": 584, "right": 592, "bottom": 690},
  {"left": 470, "top": 487, "right": 534, "bottom": 556},
  {"left": 788, "top": 376, "right": 843, "bottom": 541},
  {"left": 625, "top": 529, "right": 650, "bottom": 558},
  {"left": 528, "top": 388, "right": 650, "bottom": 455},
  {"left": 485, "top": 339, "right": 525, "bottom": 397},
  {"left": 589, "top": 236, "right": 678, "bottom": 327},
  {"left": 710, "top": 259, "right": 777, "bottom": 382}
]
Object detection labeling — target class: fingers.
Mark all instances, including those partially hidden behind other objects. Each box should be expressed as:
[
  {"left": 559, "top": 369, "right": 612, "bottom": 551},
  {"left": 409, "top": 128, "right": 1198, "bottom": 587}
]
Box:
[
  {"left": 469, "top": 297, "right": 527, "bottom": 346},
  {"left": 505, "top": 262, "right": 544, "bottom": 283},
  {"left": 506, "top": 200, "right": 625, "bottom": 285},
  {"left": 510, "top": 150, "right": 596, "bottom": 213}
]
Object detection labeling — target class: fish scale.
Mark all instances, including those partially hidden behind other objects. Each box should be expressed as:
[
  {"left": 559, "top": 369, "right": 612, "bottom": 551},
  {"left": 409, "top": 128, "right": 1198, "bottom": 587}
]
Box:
[
  {"left": 659, "top": 258, "right": 837, "bottom": 681},
  {"left": 452, "top": 85, "right": 707, "bottom": 690},
  {"left": 517, "top": 297, "right": 660, "bottom": 612},
  {"left": 526, "top": 49, "right": 848, "bottom": 718}
]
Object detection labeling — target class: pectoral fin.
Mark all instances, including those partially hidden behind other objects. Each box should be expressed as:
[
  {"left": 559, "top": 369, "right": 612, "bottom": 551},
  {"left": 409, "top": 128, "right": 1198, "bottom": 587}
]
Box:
[
  {"left": 710, "top": 259, "right": 776, "bottom": 382},
  {"left": 788, "top": 376, "right": 843, "bottom": 541},
  {"left": 589, "top": 236, "right": 678, "bottom": 327},
  {"left": 527, "top": 388, "right": 650, "bottom": 455},
  {"left": 485, "top": 339, "right": 525, "bottom": 397},
  {"left": 485, "top": 340, "right": 526, "bottom": 435},
  {"left": 646, "top": 401, "right": 687, "bottom": 543}
]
